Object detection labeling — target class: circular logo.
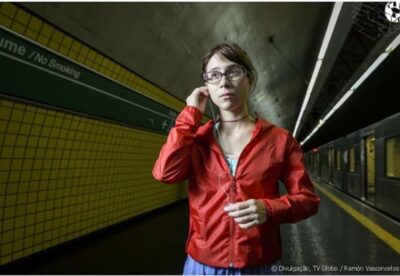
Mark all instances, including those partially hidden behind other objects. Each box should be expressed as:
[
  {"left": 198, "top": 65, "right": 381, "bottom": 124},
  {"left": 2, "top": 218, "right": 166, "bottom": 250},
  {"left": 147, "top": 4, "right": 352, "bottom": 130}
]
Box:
[{"left": 385, "top": 1, "right": 400, "bottom": 23}]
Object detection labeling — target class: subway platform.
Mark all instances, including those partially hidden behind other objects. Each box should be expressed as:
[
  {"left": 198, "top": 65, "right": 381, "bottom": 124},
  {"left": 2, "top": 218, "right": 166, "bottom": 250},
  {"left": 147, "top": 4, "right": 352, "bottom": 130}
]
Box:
[{"left": 0, "top": 180, "right": 399, "bottom": 275}]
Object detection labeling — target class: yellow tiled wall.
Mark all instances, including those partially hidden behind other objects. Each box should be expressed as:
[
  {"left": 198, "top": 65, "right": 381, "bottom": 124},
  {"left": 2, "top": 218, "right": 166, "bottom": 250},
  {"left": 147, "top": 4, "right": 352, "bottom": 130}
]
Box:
[
  {"left": 0, "top": 3, "right": 189, "bottom": 265},
  {"left": 0, "top": 2, "right": 186, "bottom": 112}
]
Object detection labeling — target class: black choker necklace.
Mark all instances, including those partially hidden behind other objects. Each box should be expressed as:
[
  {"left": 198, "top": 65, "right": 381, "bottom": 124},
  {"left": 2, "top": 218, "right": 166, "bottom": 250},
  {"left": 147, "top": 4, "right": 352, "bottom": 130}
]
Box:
[{"left": 220, "top": 114, "right": 249, "bottom": 123}]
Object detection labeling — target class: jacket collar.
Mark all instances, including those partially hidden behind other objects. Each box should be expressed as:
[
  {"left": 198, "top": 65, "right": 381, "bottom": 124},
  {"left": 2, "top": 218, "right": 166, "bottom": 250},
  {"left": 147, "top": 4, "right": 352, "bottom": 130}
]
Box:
[{"left": 194, "top": 113, "right": 275, "bottom": 153}]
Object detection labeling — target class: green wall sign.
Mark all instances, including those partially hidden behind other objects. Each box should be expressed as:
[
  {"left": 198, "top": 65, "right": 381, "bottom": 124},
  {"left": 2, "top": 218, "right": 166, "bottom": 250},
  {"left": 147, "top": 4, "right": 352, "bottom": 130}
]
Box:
[{"left": 0, "top": 26, "right": 178, "bottom": 134}]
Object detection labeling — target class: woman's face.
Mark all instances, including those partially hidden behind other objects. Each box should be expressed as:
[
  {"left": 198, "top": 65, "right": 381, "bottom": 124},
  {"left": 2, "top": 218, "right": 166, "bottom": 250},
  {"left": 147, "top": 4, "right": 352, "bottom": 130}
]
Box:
[{"left": 205, "top": 54, "right": 251, "bottom": 113}]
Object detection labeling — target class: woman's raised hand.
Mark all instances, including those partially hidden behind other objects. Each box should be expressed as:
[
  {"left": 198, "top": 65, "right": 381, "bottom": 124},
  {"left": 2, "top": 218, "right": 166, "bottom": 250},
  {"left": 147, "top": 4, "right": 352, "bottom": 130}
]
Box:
[{"left": 186, "top": 86, "right": 210, "bottom": 114}]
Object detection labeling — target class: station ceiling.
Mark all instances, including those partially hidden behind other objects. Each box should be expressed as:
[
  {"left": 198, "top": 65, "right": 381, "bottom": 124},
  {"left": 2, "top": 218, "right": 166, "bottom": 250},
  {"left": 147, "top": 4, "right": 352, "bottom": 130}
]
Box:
[{"left": 21, "top": 2, "right": 400, "bottom": 151}]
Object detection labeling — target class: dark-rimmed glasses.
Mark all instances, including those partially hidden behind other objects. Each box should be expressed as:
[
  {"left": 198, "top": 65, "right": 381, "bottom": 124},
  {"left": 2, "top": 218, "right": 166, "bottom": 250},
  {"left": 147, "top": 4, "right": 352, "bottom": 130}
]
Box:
[{"left": 202, "top": 66, "right": 248, "bottom": 84}]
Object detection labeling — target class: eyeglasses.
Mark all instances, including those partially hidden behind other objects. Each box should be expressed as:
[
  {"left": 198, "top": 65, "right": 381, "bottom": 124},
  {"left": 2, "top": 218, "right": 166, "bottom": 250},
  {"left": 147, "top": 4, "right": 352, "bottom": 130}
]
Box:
[{"left": 202, "top": 66, "right": 248, "bottom": 84}]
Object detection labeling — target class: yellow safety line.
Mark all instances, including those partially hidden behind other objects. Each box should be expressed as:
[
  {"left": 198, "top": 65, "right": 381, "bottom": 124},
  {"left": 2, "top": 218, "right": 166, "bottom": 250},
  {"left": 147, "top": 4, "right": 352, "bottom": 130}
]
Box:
[{"left": 313, "top": 181, "right": 400, "bottom": 254}]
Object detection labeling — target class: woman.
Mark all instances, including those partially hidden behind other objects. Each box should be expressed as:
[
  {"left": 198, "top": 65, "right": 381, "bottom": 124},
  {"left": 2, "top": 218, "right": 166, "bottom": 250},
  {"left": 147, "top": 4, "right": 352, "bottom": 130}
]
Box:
[{"left": 152, "top": 42, "right": 320, "bottom": 275}]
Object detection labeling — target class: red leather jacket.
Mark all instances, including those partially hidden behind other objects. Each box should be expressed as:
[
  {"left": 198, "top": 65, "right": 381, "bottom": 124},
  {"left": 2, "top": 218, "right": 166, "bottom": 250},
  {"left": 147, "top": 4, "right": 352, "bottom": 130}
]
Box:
[{"left": 153, "top": 106, "right": 320, "bottom": 268}]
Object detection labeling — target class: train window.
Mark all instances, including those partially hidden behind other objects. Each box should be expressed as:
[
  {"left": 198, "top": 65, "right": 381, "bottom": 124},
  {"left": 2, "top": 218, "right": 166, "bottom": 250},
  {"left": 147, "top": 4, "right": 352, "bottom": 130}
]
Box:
[
  {"left": 335, "top": 150, "right": 341, "bottom": 171},
  {"left": 349, "top": 147, "right": 355, "bottom": 172},
  {"left": 386, "top": 137, "right": 400, "bottom": 178}
]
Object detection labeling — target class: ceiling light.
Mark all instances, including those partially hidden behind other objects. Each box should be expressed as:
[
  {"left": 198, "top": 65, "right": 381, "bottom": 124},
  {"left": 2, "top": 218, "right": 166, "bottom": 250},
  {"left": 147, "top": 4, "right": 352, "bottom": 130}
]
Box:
[
  {"left": 300, "top": 32, "right": 400, "bottom": 147},
  {"left": 293, "top": 2, "right": 343, "bottom": 138}
]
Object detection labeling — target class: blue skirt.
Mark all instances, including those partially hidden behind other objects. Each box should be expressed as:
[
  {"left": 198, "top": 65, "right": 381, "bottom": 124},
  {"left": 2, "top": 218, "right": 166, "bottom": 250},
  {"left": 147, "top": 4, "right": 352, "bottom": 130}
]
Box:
[{"left": 183, "top": 255, "right": 282, "bottom": 275}]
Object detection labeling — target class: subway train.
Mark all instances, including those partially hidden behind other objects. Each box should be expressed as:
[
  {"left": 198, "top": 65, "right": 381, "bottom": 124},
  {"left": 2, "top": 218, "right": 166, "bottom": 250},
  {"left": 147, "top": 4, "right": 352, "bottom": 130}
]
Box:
[{"left": 305, "top": 112, "right": 400, "bottom": 221}]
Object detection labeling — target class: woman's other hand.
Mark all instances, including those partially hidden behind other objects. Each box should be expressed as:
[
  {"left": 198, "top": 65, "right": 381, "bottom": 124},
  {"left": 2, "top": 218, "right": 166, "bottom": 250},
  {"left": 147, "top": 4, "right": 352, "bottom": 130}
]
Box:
[
  {"left": 186, "top": 86, "right": 210, "bottom": 114},
  {"left": 224, "top": 199, "right": 267, "bottom": 229}
]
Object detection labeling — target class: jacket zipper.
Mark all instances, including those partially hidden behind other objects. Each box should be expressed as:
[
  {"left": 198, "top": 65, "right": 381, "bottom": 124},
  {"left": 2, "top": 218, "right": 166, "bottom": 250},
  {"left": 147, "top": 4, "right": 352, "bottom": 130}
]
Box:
[
  {"left": 212, "top": 123, "right": 260, "bottom": 268},
  {"left": 229, "top": 176, "right": 236, "bottom": 268}
]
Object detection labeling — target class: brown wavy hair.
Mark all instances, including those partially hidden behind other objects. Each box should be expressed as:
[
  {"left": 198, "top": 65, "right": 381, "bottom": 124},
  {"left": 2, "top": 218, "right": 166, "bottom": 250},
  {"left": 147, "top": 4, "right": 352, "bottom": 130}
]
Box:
[{"left": 202, "top": 42, "right": 257, "bottom": 89}]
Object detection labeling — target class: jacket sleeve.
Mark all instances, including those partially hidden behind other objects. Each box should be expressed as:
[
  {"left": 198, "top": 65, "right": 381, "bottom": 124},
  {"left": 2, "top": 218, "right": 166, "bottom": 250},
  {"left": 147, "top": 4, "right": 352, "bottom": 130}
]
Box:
[
  {"left": 152, "top": 106, "right": 203, "bottom": 184},
  {"left": 261, "top": 133, "right": 320, "bottom": 223}
]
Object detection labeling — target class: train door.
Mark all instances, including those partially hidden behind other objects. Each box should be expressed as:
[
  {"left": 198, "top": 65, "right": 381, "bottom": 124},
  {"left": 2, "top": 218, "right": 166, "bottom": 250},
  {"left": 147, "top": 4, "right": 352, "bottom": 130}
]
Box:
[
  {"left": 343, "top": 148, "right": 349, "bottom": 192},
  {"left": 364, "top": 135, "right": 376, "bottom": 205},
  {"left": 328, "top": 147, "right": 334, "bottom": 184},
  {"left": 313, "top": 153, "right": 318, "bottom": 176}
]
